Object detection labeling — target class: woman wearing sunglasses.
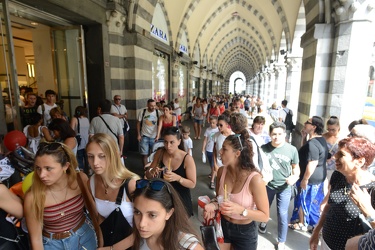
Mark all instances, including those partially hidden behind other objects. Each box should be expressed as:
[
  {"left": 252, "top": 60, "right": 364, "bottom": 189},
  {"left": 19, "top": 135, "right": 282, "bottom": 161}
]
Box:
[
  {"left": 204, "top": 130, "right": 269, "bottom": 250},
  {"left": 86, "top": 133, "right": 138, "bottom": 249},
  {"left": 132, "top": 178, "right": 204, "bottom": 250},
  {"left": 24, "top": 142, "right": 97, "bottom": 249},
  {"left": 146, "top": 127, "right": 197, "bottom": 217}
]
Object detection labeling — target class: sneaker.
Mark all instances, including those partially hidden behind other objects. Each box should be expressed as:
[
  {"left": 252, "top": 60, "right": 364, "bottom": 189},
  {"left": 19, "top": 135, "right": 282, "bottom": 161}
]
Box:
[
  {"left": 258, "top": 222, "right": 267, "bottom": 234},
  {"left": 277, "top": 242, "right": 285, "bottom": 250}
]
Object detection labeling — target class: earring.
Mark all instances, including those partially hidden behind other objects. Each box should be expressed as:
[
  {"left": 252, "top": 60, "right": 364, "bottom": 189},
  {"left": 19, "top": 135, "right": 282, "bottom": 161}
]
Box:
[{"left": 63, "top": 169, "right": 67, "bottom": 174}]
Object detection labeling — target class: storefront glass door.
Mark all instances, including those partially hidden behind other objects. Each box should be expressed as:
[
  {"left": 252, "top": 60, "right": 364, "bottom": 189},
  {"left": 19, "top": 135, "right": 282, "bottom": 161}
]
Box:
[{"left": 52, "top": 27, "right": 87, "bottom": 117}]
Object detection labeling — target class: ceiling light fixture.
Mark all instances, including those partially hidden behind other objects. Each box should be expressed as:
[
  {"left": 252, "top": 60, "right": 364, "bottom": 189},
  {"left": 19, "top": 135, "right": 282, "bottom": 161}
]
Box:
[{"left": 232, "top": 12, "right": 239, "bottom": 17}]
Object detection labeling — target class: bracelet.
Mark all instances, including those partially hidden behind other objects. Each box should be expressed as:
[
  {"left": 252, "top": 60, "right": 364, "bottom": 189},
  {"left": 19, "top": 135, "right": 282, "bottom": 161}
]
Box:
[
  {"left": 179, "top": 177, "right": 183, "bottom": 184},
  {"left": 110, "top": 246, "right": 114, "bottom": 250},
  {"left": 148, "top": 168, "right": 154, "bottom": 173}
]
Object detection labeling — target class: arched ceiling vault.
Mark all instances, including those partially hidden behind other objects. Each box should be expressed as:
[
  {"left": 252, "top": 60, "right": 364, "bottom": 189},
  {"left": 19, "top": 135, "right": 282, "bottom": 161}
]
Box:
[{"left": 162, "top": 0, "right": 302, "bottom": 77}]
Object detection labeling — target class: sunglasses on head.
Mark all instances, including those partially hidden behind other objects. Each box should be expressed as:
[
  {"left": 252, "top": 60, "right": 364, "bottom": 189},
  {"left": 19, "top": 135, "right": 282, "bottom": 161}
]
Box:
[
  {"left": 234, "top": 134, "right": 244, "bottom": 151},
  {"left": 38, "top": 142, "right": 70, "bottom": 160},
  {"left": 305, "top": 120, "right": 313, "bottom": 125},
  {"left": 136, "top": 179, "right": 171, "bottom": 193}
]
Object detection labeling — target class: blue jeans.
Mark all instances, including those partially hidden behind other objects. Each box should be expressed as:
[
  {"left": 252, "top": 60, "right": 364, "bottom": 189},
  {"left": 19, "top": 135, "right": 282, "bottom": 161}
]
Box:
[
  {"left": 76, "top": 149, "right": 88, "bottom": 173},
  {"left": 139, "top": 136, "right": 155, "bottom": 155},
  {"left": 266, "top": 186, "right": 292, "bottom": 243},
  {"left": 291, "top": 181, "right": 324, "bottom": 227},
  {"left": 43, "top": 219, "right": 97, "bottom": 250},
  {"left": 221, "top": 216, "right": 258, "bottom": 250},
  {"left": 206, "top": 151, "right": 214, "bottom": 168}
]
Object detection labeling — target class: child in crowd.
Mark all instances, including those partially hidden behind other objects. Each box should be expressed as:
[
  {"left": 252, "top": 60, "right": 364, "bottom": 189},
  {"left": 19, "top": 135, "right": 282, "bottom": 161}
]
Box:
[
  {"left": 202, "top": 116, "right": 219, "bottom": 188},
  {"left": 182, "top": 126, "right": 193, "bottom": 156}
]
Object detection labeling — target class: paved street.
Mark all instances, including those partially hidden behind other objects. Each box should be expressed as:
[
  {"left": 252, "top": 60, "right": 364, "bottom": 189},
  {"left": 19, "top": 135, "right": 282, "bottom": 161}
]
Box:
[{"left": 124, "top": 119, "right": 314, "bottom": 250}]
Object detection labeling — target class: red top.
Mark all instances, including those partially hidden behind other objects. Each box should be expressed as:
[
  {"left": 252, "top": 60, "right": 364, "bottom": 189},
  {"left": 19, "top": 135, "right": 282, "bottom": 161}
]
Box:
[
  {"left": 209, "top": 107, "right": 220, "bottom": 117},
  {"left": 43, "top": 194, "right": 84, "bottom": 233}
]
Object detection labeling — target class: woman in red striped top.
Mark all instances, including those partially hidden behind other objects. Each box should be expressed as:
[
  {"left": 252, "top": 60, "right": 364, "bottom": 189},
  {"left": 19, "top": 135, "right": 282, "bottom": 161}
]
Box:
[{"left": 24, "top": 142, "right": 97, "bottom": 250}]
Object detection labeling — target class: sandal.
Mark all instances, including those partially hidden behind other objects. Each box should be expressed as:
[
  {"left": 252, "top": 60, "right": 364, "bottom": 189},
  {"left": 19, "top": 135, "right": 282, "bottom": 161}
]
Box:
[
  {"left": 288, "top": 223, "right": 307, "bottom": 232},
  {"left": 210, "top": 182, "right": 215, "bottom": 189}
]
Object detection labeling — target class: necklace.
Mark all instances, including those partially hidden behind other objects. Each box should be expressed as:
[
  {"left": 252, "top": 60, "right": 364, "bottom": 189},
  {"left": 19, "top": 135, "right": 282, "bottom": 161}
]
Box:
[
  {"left": 101, "top": 177, "right": 114, "bottom": 195},
  {"left": 49, "top": 184, "right": 68, "bottom": 216}
]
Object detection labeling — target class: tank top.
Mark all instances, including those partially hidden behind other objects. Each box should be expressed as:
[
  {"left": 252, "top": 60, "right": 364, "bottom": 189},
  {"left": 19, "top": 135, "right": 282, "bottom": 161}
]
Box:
[
  {"left": 218, "top": 166, "right": 259, "bottom": 220},
  {"left": 43, "top": 194, "right": 84, "bottom": 232},
  {"left": 162, "top": 116, "right": 174, "bottom": 129},
  {"left": 160, "top": 154, "right": 193, "bottom": 216},
  {"left": 90, "top": 175, "right": 133, "bottom": 227},
  {"left": 23, "top": 125, "right": 46, "bottom": 154},
  {"left": 194, "top": 105, "right": 203, "bottom": 120}
]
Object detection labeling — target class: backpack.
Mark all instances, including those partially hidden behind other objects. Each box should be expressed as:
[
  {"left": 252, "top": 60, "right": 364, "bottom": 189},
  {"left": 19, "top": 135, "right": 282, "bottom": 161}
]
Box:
[{"left": 283, "top": 109, "right": 295, "bottom": 131}]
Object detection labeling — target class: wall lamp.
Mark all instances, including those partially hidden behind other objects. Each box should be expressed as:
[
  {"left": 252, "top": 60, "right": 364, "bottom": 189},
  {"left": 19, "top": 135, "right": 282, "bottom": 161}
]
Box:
[
  {"left": 177, "top": 51, "right": 183, "bottom": 57},
  {"left": 336, "top": 50, "right": 346, "bottom": 57}
]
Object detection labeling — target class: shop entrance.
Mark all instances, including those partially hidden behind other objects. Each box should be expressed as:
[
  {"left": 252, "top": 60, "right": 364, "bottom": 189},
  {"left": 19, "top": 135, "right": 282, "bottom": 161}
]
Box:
[{"left": 0, "top": 0, "right": 87, "bottom": 133}]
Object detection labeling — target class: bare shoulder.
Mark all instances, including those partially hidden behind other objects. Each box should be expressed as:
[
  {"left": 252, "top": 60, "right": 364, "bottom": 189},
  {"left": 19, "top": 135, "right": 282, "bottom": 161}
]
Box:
[
  {"left": 127, "top": 178, "right": 137, "bottom": 194},
  {"left": 249, "top": 172, "right": 264, "bottom": 186}
]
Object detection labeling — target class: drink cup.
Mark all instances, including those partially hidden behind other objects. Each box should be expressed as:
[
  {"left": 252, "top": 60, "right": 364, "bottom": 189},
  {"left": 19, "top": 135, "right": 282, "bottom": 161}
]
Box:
[
  {"left": 217, "top": 195, "right": 224, "bottom": 205},
  {"left": 163, "top": 167, "right": 170, "bottom": 180}
]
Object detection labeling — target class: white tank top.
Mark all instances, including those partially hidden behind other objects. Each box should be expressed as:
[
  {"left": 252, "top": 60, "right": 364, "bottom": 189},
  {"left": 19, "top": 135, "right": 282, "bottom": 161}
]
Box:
[{"left": 90, "top": 175, "right": 133, "bottom": 226}]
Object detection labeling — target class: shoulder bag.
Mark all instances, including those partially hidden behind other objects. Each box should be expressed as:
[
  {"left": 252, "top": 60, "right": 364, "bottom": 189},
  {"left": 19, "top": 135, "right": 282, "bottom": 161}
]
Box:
[
  {"left": 76, "top": 171, "right": 103, "bottom": 247},
  {"left": 98, "top": 115, "right": 119, "bottom": 145},
  {"left": 100, "top": 178, "right": 133, "bottom": 247},
  {"left": 250, "top": 137, "right": 273, "bottom": 184},
  {"left": 75, "top": 117, "right": 82, "bottom": 147},
  {"left": 268, "top": 150, "right": 298, "bottom": 200}
]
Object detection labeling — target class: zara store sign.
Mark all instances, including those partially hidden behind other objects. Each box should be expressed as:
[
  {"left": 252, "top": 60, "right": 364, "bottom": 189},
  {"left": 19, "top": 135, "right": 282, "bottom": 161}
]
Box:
[{"left": 150, "top": 24, "right": 168, "bottom": 42}]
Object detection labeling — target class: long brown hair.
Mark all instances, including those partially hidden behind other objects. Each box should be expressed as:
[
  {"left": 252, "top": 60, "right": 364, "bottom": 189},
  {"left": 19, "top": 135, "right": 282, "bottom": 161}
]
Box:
[
  {"left": 132, "top": 179, "right": 201, "bottom": 249},
  {"left": 30, "top": 142, "right": 78, "bottom": 223}
]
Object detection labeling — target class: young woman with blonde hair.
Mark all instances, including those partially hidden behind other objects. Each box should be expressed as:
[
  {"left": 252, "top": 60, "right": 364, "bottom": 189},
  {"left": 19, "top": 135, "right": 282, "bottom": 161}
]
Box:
[{"left": 86, "top": 133, "right": 138, "bottom": 249}]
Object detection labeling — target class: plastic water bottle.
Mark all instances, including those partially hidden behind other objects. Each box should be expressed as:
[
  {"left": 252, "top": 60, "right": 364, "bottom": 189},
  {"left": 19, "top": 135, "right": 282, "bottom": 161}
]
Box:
[
  {"left": 15, "top": 143, "right": 25, "bottom": 158},
  {"left": 202, "top": 152, "right": 206, "bottom": 163}
]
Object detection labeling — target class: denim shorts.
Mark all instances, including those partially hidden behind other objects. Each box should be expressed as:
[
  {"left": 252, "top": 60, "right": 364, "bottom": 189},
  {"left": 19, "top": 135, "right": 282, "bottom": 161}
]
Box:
[
  {"left": 139, "top": 135, "right": 155, "bottom": 156},
  {"left": 42, "top": 219, "right": 97, "bottom": 250},
  {"left": 194, "top": 119, "right": 203, "bottom": 125},
  {"left": 221, "top": 216, "right": 258, "bottom": 250}
]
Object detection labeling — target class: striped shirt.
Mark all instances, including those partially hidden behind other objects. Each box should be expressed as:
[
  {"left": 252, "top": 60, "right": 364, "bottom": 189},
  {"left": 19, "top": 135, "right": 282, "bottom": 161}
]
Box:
[{"left": 43, "top": 194, "right": 84, "bottom": 233}]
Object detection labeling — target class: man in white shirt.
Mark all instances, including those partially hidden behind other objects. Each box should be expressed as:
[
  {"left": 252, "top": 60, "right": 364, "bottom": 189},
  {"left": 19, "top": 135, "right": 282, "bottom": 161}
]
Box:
[
  {"left": 89, "top": 99, "right": 124, "bottom": 151},
  {"left": 37, "top": 89, "right": 57, "bottom": 126},
  {"left": 111, "top": 95, "right": 129, "bottom": 157},
  {"left": 137, "top": 99, "right": 160, "bottom": 167},
  {"left": 173, "top": 98, "right": 182, "bottom": 124}
]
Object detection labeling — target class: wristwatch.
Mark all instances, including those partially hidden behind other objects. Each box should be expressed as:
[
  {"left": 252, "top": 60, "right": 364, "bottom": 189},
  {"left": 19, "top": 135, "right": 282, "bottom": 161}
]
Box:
[{"left": 241, "top": 208, "right": 248, "bottom": 217}]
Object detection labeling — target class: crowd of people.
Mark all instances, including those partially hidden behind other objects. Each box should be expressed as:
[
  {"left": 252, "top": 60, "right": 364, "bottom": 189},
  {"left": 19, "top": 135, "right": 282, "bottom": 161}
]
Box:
[{"left": 2, "top": 90, "right": 375, "bottom": 250}]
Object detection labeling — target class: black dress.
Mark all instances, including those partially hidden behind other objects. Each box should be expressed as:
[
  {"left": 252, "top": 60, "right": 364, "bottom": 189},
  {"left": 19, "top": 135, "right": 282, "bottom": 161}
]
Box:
[
  {"left": 161, "top": 154, "right": 193, "bottom": 217},
  {"left": 322, "top": 171, "right": 375, "bottom": 249}
]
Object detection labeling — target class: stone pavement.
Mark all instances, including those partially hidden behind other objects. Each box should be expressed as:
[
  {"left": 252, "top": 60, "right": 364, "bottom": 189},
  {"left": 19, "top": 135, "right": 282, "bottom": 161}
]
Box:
[{"left": 124, "top": 119, "right": 314, "bottom": 250}]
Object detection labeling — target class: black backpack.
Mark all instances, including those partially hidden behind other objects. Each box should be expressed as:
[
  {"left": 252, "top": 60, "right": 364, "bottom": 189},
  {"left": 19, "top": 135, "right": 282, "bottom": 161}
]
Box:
[{"left": 284, "top": 109, "right": 295, "bottom": 131}]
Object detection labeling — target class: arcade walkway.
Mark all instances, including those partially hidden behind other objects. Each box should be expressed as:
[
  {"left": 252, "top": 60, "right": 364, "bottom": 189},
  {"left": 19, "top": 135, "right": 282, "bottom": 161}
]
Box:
[{"left": 124, "top": 119, "right": 315, "bottom": 250}]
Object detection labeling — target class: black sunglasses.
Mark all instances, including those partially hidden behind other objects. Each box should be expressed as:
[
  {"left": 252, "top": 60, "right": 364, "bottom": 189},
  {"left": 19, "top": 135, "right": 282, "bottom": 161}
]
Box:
[
  {"left": 136, "top": 179, "right": 171, "bottom": 194},
  {"left": 115, "top": 98, "right": 121, "bottom": 101}
]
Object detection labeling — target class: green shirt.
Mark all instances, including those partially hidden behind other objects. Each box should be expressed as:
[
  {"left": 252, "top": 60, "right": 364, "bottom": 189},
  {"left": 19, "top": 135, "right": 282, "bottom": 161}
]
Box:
[{"left": 261, "top": 142, "right": 299, "bottom": 191}]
